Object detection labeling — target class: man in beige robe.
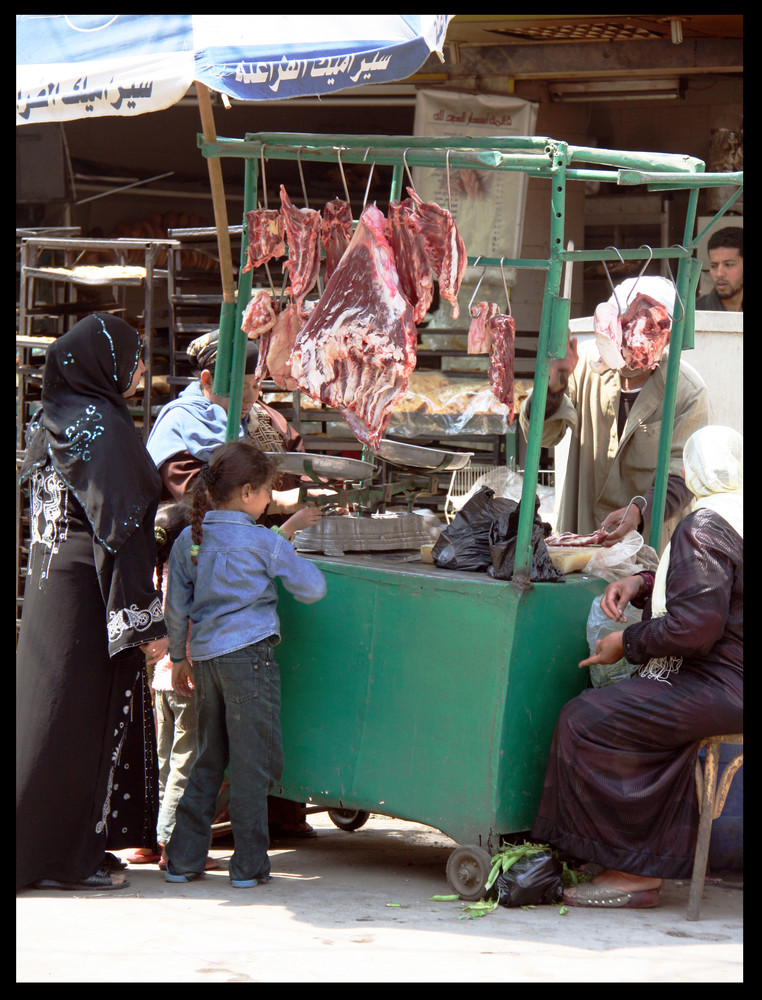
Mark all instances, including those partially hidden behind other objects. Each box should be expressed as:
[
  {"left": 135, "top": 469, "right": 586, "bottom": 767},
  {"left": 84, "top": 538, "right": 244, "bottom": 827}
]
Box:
[{"left": 520, "top": 277, "right": 710, "bottom": 553}]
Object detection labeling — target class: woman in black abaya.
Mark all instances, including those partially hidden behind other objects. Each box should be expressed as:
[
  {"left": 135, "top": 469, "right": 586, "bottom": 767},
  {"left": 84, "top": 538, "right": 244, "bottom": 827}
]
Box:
[
  {"left": 532, "top": 425, "right": 742, "bottom": 909},
  {"left": 17, "top": 314, "right": 168, "bottom": 891}
]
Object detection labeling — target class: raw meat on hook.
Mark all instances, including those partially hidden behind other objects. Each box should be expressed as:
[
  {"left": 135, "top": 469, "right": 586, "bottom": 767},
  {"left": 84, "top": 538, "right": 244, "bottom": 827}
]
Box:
[
  {"left": 280, "top": 185, "right": 322, "bottom": 318},
  {"left": 290, "top": 204, "right": 417, "bottom": 450},
  {"left": 406, "top": 187, "right": 467, "bottom": 319}
]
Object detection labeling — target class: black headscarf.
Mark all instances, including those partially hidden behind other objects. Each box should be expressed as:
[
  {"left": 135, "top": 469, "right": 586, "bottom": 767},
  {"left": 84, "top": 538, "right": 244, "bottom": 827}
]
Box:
[{"left": 19, "top": 314, "right": 162, "bottom": 553}]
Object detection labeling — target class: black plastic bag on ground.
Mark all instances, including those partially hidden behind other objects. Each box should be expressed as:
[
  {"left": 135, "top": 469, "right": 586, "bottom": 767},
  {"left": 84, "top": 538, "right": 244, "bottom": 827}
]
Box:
[
  {"left": 432, "top": 486, "right": 518, "bottom": 572},
  {"left": 492, "top": 851, "right": 564, "bottom": 907},
  {"left": 488, "top": 496, "right": 565, "bottom": 583}
]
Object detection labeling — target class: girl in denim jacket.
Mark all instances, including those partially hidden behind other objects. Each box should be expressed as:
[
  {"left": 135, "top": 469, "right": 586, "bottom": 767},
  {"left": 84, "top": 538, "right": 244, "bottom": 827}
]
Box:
[{"left": 163, "top": 442, "right": 326, "bottom": 887}]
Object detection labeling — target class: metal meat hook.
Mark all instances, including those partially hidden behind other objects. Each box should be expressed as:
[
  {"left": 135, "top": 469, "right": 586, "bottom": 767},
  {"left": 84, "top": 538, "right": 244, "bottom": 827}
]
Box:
[
  {"left": 297, "top": 147, "right": 310, "bottom": 208},
  {"left": 445, "top": 148, "right": 453, "bottom": 213},
  {"left": 603, "top": 246, "right": 626, "bottom": 316},
  {"left": 260, "top": 145, "right": 268, "bottom": 209},
  {"left": 336, "top": 147, "right": 351, "bottom": 204},
  {"left": 624, "top": 245, "right": 654, "bottom": 307},
  {"left": 665, "top": 250, "right": 687, "bottom": 323},
  {"left": 499, "top": 258, "right": 512, "bottom": 316},
  {"left": 402, "top": 148, "right": 415, "bottom": 193},
  {"left": 467, "top": 257, "right": 489, "bottom": 313},
  {"left": 361, "top": 148, "right": 376, "bottom": 212}
]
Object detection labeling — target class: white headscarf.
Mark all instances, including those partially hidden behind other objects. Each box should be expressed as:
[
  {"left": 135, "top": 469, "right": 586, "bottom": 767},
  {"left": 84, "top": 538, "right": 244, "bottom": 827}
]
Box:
[
  {"left": 644, "top": 426, "right": 743, "bottom": 681},
  {"left": 653, "top": 424, "right": 743, "bottom": 613}
]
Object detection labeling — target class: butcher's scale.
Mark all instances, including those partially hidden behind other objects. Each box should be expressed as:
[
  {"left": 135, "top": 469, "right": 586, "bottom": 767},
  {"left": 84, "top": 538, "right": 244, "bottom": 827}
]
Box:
[
  {"left": 267, "top": 439, "right": 473, "bottom": 554},
  {"left": 204, "top": 130, "right": 743, "bottom": 580}
]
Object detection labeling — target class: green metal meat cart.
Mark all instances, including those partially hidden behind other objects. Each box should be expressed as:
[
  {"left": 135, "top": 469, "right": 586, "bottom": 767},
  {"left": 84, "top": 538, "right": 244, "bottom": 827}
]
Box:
[{"left": 201, "top": 131, "right": 742, "bottom": 896}]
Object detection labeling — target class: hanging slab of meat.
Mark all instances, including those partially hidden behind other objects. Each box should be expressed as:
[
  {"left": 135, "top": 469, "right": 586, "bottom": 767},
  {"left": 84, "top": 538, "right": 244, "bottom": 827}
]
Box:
[
  {"left": 620, "top": 294, "right": 672, "bottom": 371},
  {"left": 280, "top": 185, "right": 322, "bottom": 317},
  {"left": 241, "top": 209, "right": 286, "bottom": 274},
  {"left": 467, "top": 301, "right": 500, "bottom": 354},
  {"left": 385, "top": 199, "right": 434, "bottom": 325},
  {"left": 406, "top": 187, "right": 467, "bottom": 320},
  {"left": 265, "top": 301, "right": 301, "bottom": 391},
  {"left": 488, "top": 313, "right": 516, "bottom": 419},
  {"left": 321, "top": 199, "right": 354, "bottom": 281},
  {"left": 590, "top": 300, "right": 625, "bottom": 373},
  {"left": 290, "top": 204, "right": 417, "bottom": 450},
  {"left": 241, "top": 289, "right": 278, "bottom": 340}
]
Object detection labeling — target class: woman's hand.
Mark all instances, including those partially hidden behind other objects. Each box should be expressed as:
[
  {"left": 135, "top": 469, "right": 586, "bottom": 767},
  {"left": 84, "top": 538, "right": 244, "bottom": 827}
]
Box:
[
  {"left": 579, "top": 631, "right": 625, "bottom": 668},
  {"left": 141, "top": 636, "right": 169, "bottom": 667},
  {"left": 171, "top": 657, "right": 194, "bottom": 696},
  {"left": 599, "top": 575, "right": 645, "bottom": 622}
]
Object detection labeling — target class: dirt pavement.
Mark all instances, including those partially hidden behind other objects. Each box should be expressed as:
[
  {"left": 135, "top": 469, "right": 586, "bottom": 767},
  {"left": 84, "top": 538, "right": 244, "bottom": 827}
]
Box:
[{"left": 16, "top": 811, "right": 743, "bottom": 983}]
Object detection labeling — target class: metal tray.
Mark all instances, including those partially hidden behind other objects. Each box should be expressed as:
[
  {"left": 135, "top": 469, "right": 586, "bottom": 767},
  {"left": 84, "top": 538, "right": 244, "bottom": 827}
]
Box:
[
  {"left": 265, "top": 452, "right": 375, "bottom": 482},
  {"left": 372, "top": 439, "right": 473, "bottom": 472}
]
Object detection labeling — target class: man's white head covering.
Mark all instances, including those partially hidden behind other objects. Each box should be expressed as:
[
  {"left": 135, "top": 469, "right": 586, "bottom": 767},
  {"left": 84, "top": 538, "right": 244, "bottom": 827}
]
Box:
[{"left": 609, "top": 275, "right": 676, "bottom": 318}]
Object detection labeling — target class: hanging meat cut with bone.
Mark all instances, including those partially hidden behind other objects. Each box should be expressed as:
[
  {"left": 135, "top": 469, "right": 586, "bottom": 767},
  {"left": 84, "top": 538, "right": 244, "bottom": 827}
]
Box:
[
  {"left": 488, "top": 312, "right": 516, "bottom": 419},
  {"left": 290, "top": 204, "right": 417, "bottom": 450},
  {"left": 321, "top": 199, "right": 354, "bottom": 281},
  {"left": 241, "top": 289, "right": 278, "bottom": 340},
  {"left": 590, "top": 292, "right": 671, "bottom": 373},
  {"left": 620, "top": 295, "right": 672, "bottom": 371},
  {"left": 280, "top": 185, "right": 322, "bottom": 317},
  {"left": 265, "top": 301, "right": 301, "bottom": 391},
  {"left": 241, "top": 209, "right": 286, "bottom": 274},
  {"left": 385, "top": 198, "right": 434, "bottom": 325},
  {"left": 467, "top": 301, "right": 500, "bottom": 354},
  {"left": 406, "top": 187, "right": 467, "bottom": 319}
]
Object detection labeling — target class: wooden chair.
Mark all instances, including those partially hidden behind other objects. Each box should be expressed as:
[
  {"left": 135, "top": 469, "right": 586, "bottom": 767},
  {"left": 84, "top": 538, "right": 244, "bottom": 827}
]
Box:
[{"left": 687, "top": 733, "right": 743, "bottom": 921}]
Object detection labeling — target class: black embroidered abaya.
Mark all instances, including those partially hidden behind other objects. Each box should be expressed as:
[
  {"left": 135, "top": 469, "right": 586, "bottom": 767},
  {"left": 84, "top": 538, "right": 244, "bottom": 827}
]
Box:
[{"left": 16, "top": 315, "right": 167, "bottom": 891}]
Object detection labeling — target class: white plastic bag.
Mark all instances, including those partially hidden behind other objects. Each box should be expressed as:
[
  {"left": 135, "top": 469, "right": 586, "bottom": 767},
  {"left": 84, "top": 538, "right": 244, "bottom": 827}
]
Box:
[
  {"left": 585, "top": 595, "right": 642, "bottom": 688},
  {"left": 583, "top": 530, "right": 658, "bottom": 583}
]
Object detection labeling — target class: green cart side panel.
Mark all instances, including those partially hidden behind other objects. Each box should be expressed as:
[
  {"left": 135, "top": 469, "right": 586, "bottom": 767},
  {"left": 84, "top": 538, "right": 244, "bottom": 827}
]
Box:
[{"left": 274, "top": 556, "right": 604, "bottom": 849}]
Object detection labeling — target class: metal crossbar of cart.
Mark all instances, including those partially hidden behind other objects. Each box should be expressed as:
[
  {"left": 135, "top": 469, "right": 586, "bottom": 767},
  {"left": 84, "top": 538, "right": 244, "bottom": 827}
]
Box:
[{"left": 198, "top": 131, "right": 742, "bottom": 896}]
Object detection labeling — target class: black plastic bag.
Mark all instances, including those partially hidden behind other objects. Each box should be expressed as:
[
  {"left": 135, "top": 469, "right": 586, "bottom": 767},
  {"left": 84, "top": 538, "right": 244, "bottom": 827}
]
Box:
[
  {"left": 432, "top": 486, "right": 518, "bottom": 572},
  {"left": 492, "top": 851, "right": 564, "bottom": 907},
  {"left": 488, "top": 498, "right": 564, "bottom": 584}
]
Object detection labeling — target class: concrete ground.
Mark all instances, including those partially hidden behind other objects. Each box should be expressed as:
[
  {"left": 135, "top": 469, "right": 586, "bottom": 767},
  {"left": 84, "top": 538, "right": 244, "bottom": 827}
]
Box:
[{"left": 16, "top": 811, "right": 743, "bottom": 983}]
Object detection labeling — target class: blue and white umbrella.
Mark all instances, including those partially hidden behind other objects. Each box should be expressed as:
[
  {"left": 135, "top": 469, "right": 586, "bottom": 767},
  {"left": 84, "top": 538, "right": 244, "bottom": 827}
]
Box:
[
  {"left": 16, "top": 14, "right": 452, "bottom": 124},
  {"left": 16, "top": 14, "right": 454, "bottom": 437}
]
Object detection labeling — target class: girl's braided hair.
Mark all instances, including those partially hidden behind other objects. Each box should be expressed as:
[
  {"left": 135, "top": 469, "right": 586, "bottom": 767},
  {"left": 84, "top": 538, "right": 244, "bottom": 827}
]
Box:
[{"left": 190, "top": 441, "right": 278, "bottom": 563}]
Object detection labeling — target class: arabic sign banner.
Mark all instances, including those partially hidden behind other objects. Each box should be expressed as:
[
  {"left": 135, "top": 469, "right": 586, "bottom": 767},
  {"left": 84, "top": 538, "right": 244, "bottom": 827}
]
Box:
[
  {"left": 17, "top": 14, "right": 453, "bottom": 125},
  {"left": 413, "top": 89, "right": 538, "bottom": 293}
]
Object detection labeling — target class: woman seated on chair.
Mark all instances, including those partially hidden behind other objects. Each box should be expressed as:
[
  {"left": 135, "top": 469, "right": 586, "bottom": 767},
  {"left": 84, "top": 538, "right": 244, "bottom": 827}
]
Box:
[{"left": 532, "top": 425, "right": 742, "bottom": 909}]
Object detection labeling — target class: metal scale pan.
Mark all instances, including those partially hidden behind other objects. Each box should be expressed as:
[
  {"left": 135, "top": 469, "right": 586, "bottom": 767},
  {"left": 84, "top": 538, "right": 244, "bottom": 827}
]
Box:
[
  {"left": 265, "top": 452, "right": 376, "bottom": 483},
  {"left": 371, "top": 439, "right": 473, "bottom": 473}
]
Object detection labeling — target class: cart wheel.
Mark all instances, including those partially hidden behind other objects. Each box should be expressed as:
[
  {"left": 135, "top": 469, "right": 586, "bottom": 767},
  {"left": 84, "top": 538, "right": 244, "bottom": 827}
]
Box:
[
  {"left": 327, "top": 808, "right": 371, "bottom": 832},
  {"left": 446, "top": 844, "right": 493, "bottom": 901}
]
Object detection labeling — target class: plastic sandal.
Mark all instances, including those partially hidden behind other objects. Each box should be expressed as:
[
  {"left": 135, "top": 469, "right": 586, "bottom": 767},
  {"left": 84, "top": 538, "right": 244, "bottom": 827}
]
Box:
[
  {"left": 164, "top": 869, "right": 204, "bottom": 883},
  {"left": 125, "top": 850, "right": 162, "bottom": 864}
]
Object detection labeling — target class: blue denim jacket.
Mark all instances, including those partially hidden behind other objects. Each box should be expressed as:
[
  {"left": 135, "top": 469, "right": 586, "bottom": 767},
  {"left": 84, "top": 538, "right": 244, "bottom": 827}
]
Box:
[{"left": 165, "top": 510, "right": 326, "bottom": 661}]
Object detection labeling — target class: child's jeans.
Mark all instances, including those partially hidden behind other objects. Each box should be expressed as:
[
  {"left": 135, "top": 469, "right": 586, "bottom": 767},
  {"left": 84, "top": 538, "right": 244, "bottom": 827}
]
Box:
[{"left": 166, "top": 638, "right": 283, "bottom": 883}]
